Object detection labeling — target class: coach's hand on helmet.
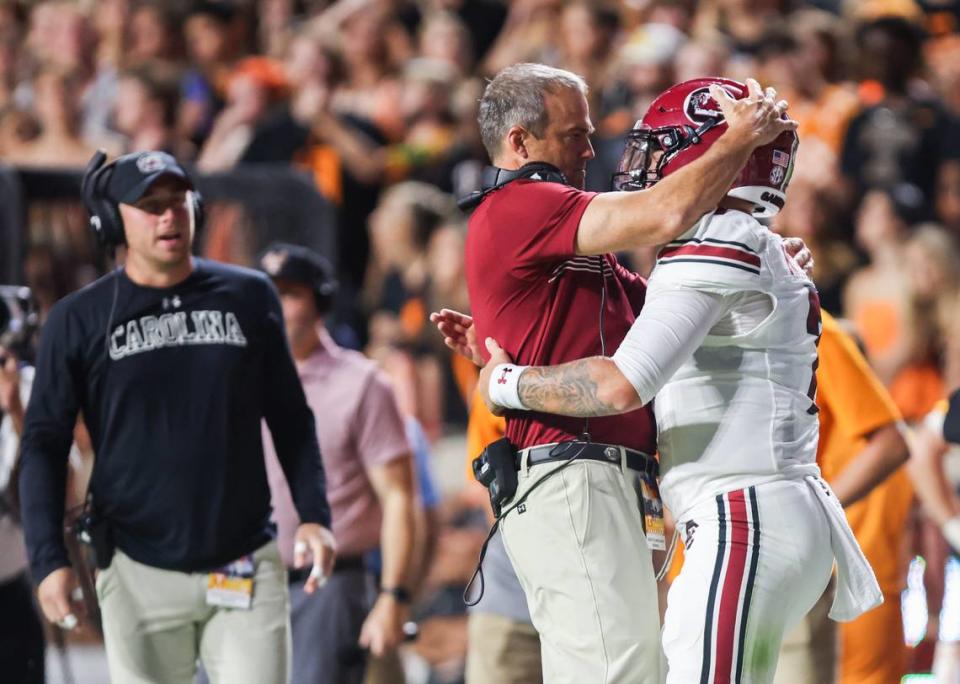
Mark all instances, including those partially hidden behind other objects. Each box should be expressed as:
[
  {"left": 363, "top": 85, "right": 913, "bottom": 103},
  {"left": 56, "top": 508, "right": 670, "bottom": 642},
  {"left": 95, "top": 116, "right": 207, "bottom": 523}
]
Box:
[
  {"left": 714, "top": 78, "right": 798, "bottom": 148},
  {"left": 294, "top": 523, "right": 337, "bottom": 594}
]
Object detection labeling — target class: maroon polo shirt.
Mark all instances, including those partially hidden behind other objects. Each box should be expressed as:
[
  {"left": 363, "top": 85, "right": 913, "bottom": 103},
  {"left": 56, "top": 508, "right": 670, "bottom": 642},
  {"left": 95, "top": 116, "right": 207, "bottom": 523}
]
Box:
[{"left": 465, "top": 179, "right": 657, "bottom": 453}]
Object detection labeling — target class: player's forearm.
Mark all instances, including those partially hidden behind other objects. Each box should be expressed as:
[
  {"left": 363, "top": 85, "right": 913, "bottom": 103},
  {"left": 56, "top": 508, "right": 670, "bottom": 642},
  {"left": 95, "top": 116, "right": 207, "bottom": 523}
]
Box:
[
  {"left": 829, "top": 423, "right": 909, "bottom": 507},
  {"left": 518, "top": 357, "right": 641, "bottom": 418}
]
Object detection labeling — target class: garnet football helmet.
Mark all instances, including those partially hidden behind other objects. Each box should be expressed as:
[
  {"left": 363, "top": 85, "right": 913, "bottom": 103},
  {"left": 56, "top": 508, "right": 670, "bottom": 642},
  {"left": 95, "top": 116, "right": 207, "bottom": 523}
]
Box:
[{"left": 612, "top": 77, "right": 797, "bottom": 218}]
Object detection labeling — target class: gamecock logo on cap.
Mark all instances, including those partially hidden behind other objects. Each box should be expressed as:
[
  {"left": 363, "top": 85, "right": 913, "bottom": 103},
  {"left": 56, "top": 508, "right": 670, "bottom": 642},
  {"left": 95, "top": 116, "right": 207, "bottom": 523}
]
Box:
[{"left": 136, "top": 153, "right": 165, "bottom": 174}]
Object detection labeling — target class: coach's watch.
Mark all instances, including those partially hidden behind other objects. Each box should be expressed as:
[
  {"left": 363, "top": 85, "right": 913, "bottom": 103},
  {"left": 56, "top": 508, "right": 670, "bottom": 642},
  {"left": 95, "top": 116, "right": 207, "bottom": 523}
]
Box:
[{"left": 380, "top": 586, "right": 412, "bottom": 603}]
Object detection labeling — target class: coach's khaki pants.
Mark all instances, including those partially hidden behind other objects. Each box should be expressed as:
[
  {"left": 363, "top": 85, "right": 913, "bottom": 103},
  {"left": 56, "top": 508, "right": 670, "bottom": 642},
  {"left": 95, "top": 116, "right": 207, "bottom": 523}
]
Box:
[
  {"left": 499, "top": 454, "right": 662, "bottom": 684},
  {"left": 95, "top": 541, "right": 290, "bottom": 684},
  {"left": 466, "top": 611, "right": 542, "bottom": 684}
]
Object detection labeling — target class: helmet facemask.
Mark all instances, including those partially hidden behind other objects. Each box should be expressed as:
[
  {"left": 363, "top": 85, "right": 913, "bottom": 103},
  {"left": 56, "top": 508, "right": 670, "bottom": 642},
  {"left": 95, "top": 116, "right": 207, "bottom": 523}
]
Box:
[{"left": 612, "top": 117, "right": 721, "bottom": 192}]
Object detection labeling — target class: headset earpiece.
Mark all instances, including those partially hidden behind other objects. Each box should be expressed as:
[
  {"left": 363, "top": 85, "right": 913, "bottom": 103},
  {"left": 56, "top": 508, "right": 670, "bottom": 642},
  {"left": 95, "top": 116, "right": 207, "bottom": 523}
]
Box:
[
  {"left": 189, "top": 189, "right": 204, "bottom": 235},
  {"left": 81, "top": 150, "right": 125, "bottom": 248}
]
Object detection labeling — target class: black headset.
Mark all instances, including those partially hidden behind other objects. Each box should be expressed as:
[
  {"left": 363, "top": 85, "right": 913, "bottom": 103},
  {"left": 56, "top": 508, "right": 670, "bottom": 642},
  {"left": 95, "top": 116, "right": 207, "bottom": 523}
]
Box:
[
  {"left": 457, "top": 162, "right": 569, "bottom": 211},
  {"left": 81, "top": 150, "right": 205, "bottom": 249}
]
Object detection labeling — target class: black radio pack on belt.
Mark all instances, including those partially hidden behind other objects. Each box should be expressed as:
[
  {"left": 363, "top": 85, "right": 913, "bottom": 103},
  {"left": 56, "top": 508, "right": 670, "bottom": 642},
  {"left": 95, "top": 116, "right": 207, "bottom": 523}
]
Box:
[
  {"left": 471, "top": 437, "right": 518, "bottom": 518},
  {"left": 457, "top": 162, "right": 568, "bottom": 212}
]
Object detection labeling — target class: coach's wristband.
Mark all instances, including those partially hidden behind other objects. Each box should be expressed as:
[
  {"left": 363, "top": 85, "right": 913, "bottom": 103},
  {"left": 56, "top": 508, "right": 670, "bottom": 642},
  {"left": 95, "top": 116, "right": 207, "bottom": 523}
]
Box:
[{"left": 488, "top": 363, "right": 529, "bottom": 411}]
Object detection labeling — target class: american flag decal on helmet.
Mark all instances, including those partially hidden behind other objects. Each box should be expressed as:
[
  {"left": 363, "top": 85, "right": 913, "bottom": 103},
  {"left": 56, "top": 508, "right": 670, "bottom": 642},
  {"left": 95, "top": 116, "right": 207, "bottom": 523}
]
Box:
[{"left": 772, "top": 150, "right": 789, "bottom": 167}]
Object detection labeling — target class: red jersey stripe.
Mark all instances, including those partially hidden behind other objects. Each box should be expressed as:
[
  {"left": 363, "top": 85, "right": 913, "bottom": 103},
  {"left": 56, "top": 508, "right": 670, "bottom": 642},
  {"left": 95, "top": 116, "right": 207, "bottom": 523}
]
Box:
[
  {"left": 714, "top": 489, "right": 750, "bottom": 684},
  {"left": 659, "top": 244, "right": 761, "bottom": 268}
]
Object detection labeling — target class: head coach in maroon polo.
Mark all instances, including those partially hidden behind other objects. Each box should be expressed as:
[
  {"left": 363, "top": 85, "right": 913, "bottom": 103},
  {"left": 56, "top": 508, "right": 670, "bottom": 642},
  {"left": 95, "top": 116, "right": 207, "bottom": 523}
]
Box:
[{"left": 447, "top": 63, "right": 799, "bottom": 684}]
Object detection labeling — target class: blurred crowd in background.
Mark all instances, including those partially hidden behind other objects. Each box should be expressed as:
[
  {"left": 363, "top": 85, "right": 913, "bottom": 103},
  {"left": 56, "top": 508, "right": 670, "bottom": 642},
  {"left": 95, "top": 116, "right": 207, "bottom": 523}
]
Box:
[{"left": 3, "top": 0, "right": 960, "bottom": 681}]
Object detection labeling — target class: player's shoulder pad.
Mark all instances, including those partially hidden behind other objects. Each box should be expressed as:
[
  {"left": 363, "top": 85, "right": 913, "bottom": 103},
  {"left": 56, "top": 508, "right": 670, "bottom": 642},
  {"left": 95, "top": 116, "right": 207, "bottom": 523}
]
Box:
[{"left": 652, "top": 209, "right": 764, "bottom": 291}]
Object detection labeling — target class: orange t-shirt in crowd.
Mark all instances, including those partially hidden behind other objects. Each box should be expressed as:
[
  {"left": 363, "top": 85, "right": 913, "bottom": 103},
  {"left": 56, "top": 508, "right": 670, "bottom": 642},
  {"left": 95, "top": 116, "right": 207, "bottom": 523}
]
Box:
[
  {"left": 816, "top": 310, "right": 909, "bottom": 595},
  {"left": 818, "top": 314, "right": 913, "bottom": 684}
]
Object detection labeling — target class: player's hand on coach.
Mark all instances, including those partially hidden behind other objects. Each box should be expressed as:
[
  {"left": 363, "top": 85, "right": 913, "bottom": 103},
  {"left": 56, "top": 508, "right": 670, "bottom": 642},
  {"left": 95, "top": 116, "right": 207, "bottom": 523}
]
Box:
[
  {"left": 429, "top": 308, "right": 482, "bottom": 366},
  {"left": 478, "top": 338, "right": 515, "bottom": 416},
  {"left": 37, "top": 566, "right": 85, "bottom": 630},
  {"left": 293, "top": 523, "right": 336, "bottom": 594},
  {"left": 782, "top": 237, "right": 815, "bottom": 277},
  {"left": 714, "top": 78, "right": 797, "bottom": 148}
]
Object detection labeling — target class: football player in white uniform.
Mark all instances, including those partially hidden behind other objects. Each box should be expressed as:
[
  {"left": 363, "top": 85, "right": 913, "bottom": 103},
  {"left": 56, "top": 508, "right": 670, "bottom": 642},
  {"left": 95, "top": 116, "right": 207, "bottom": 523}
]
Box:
[{"left": 480, "top": 78, "right": 882, "bottom": 684}]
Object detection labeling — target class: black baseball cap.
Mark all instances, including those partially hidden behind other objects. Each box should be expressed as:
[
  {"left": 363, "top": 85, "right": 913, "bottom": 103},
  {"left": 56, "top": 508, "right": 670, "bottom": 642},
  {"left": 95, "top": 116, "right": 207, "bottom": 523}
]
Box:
[
  {"left": 107, "top": 151, "right": 194, "bottom": 205},
  {"left": 259, "top": 242, "right": 338, "bottom": 304}
]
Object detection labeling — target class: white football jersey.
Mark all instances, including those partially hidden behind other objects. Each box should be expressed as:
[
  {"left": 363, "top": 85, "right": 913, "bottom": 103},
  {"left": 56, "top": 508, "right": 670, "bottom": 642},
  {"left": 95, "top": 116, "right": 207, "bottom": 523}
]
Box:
[{"left": 649, "top": 209, "right": 822, "bottom": 519}]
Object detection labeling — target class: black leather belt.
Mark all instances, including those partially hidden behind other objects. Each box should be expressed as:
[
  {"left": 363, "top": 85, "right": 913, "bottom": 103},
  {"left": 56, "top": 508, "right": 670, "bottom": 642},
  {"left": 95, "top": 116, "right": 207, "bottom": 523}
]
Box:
[
  {"left": 521, "top": 441, "right": 658, "bottom": 478},
  {"left": 287, "top": 554, "right": 366, "bottom": 584}
]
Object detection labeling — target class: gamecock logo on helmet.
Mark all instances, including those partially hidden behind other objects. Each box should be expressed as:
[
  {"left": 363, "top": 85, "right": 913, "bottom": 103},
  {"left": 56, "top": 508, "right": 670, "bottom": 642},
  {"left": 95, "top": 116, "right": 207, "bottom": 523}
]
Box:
[{"left": 682, "top": 86, "right": 736, "bottom": 124}]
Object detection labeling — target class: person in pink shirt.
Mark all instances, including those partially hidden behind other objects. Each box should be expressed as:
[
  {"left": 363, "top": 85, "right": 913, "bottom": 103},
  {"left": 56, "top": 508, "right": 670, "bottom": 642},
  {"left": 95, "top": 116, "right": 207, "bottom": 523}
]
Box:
[{"left": 258, "top": 243, "right": 417, "bottom": 684}]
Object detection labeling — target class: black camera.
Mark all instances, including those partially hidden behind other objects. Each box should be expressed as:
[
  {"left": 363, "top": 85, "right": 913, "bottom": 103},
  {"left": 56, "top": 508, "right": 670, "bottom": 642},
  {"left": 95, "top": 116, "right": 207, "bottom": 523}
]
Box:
[
  {"left": 471, "top": 437, "right": 518, "bottom": 518},
  {"left": 0, "top": 286, "right": 38, "bottom": 364}
]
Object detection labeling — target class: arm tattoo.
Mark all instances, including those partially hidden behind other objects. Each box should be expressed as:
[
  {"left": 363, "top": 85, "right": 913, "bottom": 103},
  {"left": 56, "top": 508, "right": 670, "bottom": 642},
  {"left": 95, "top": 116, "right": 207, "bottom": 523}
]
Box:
[{"left": 517, "top": 359, "right": 622, "bottom": 418}]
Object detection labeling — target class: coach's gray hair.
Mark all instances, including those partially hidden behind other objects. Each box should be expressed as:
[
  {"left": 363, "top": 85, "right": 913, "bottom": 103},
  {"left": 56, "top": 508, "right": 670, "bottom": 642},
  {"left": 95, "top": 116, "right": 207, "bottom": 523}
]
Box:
[{"left": 478, "top": 63, "right": 588, "bottom": 161}]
